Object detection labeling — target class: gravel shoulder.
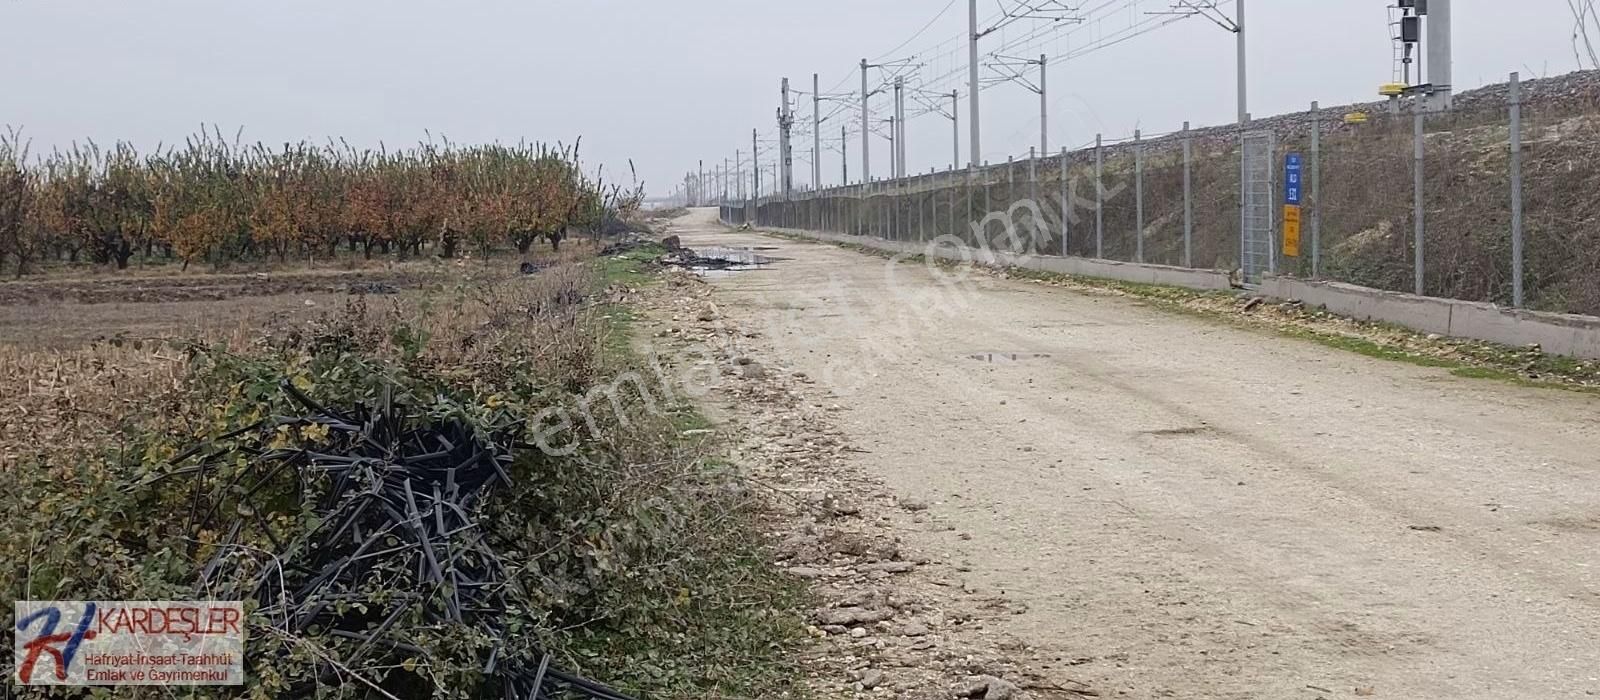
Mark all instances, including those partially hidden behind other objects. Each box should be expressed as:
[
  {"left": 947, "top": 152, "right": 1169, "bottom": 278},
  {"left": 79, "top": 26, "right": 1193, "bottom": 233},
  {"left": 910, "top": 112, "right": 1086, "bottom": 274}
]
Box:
[{"left": 645, "top": 208, "right": 1600, "bottom": 700}]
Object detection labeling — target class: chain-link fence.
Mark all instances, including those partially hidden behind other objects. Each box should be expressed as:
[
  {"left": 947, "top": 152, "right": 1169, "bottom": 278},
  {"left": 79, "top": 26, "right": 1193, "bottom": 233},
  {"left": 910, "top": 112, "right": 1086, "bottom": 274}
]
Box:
[
  {"left": 1522, "top": 81, "right": 1600, "bottom": 314},
  {"left": 722, "top": 72, "right": 1600, "bottom": 318}
]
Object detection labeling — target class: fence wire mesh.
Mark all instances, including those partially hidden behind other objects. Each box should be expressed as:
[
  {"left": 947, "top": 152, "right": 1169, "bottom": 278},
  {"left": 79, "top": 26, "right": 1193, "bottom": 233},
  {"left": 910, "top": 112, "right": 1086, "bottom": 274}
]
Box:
[
  {"left": 1141, "top": 138, "right": 1187, "bottom": 267},
  {"left": 1316, "top": 110, "right": 1413, "bottom": 294},
  {"left": 726, "top": 73, "right": 1600, "bottom": 318},
  {"left": 1523, "top": 88, "right": 1600, "bottom": 316}
]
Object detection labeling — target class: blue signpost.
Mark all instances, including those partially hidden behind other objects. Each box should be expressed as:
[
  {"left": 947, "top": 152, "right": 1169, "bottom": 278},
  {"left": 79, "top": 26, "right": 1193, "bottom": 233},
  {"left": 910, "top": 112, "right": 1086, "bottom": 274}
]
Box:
[
  {"left": 1285, "top": 154, "right": 1303, "bottom": 205},
  {"left": 1283, "top": 154, "right": 1303, "bottom": 257}
]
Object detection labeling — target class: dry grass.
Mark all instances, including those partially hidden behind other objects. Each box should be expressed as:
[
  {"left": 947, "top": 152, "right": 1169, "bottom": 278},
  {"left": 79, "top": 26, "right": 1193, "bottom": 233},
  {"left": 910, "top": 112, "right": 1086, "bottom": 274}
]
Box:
[{"left": 0, "top": 247, "right": 808, "bottom": 698}]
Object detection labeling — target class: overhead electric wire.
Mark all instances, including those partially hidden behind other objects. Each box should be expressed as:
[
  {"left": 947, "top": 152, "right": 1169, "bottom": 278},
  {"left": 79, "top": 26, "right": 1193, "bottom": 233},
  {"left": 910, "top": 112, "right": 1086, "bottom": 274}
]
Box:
[
  {"left": 871, "top": 0, "right": 962, "bottom": 62},
  {"left": 734, "top": 0, "right": 1224, "bottom": 187}
]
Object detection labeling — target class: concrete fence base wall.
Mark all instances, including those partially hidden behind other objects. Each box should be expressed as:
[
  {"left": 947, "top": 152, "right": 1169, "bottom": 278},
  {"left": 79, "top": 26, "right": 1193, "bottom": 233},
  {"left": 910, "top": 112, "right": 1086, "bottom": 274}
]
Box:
[
  {"left": 752, "top": 225, "right": 1600, "bottom": 360},
  {"left": 1261, "top": 276, "right": 1600, "bottom": 360}
]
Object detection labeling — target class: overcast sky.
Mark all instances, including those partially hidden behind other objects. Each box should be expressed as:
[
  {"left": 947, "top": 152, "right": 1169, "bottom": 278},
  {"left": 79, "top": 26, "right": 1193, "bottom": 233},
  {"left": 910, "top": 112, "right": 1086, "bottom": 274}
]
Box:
[{"left": 0, "top": 1, "right": 1589, "bottom": 197}]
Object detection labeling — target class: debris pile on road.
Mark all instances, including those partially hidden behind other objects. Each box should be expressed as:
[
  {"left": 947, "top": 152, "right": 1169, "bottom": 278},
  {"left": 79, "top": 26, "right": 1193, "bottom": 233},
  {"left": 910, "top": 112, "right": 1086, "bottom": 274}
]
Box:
[
  {"left": 162, "top": 378, "right": 636, "bottom": 699},
  {"left": 597, "top": 232, "right": 657, "bottom": 257},
  {"left": 658, "top": 246, "right": 776, "bottom": 274}
]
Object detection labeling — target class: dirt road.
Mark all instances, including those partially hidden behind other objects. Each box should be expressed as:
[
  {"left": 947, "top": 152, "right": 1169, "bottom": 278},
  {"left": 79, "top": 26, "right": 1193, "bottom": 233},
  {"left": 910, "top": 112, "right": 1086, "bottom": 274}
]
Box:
[{"left": 667, "top": 209, "right": 1600, "bottom": 699}]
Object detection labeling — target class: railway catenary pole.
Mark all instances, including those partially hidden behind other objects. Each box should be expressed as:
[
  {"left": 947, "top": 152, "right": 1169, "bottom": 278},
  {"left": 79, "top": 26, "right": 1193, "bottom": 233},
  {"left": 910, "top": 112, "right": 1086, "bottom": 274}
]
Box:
[
  {"left": 967, "top": 0, "right": 981, "bottom": 168},
  {"left": 860, "top": 58, "right": 871, "bottom": 182}
]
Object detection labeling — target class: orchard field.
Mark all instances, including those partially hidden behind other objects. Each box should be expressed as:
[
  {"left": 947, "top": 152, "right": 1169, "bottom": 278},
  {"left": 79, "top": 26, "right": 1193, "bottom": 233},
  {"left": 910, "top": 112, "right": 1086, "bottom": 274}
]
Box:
[{"left": 0, "top": 129, "right": 809, "bottom": 699}]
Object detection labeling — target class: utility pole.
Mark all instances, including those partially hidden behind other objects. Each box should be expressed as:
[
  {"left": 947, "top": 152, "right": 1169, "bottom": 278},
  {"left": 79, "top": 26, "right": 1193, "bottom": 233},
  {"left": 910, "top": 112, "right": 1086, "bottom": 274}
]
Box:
[
  {"left": 751, "top": 130, "right": 760, "bottom": 200},
  {"left": 841, "top": 125, "right": 849, "bottom": 184},
  {"left": 1236, "top": 0, "right": 1247, "bottom": 123},
  {"left": 1038, "top": 53, "right": 1049, "bottom": 155},
  {"left": 697, "top": 159, "right": 704, "bottom": 207},
  {"left": 779, "top": 78, "right": 794, "bottom": 196},
  {"left": 860, "top": 59, "right": 871, "bottom": 182},
  {"left": 735, "top": 149, "right": 743, "bottom": 199},
  {"left": 894, "top": 76, "right": 906, "bottom": 178},
  {"left": 968, "top": 1, "right": 1077, "bottom": 165},
  {"left": 967, "top": 0, "right": 981, "bottom": 168},
  {"left": 984, "top": 53, "right": 1049, "bottom": 156},
  {"left": 812, "top": 73, "right": 822, "bottom": 189},
  {"left": 886, "top": 116, "right": 897, "bottom": 179},
  {"left": 951, "top": 90, "right": 960, "bottom": 171},
  {"left": 1426, "top": 0, "right": 1453, "bottom": 110}
]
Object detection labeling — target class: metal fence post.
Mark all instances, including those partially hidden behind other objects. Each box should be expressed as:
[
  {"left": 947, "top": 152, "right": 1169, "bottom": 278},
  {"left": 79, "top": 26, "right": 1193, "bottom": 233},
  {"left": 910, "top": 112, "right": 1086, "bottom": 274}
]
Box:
[
  {"left": 886, "top": 180, "right": 893, "bottom": 240},
  {"left": 1029, "top": 147, "right": 1039, "bottom": 253},
  {"left": 1134, "top": 129, "right": 1144, "bottom": 264},
  {"left": 919, "top": 169, "right": 929, "bottom": 242},
  {"left": 1413, "top": 107, "right": 1426, "bottom": 296},
  {"left": 1238, "top": 119, "right": 1247, "bottom": 280},
  {"left": 940, "top": 167, "right": 948, "bottom": 241},
  {"left": 1028, "top": 148, "right": 1038, "bottom": 201},
  {"left": 972, "top": 160, "right": 985, "bottom": 223},
  {"left": 1311, "top": 101, "right": 1322, "bottom": 278},
  {"left": 1060, "top": 147, "right": 1069, "bottom": 257},
  {"left": 882, "top": 179, "right": 891, "bottom": 239},
  {"left": 1006, "top": 156, "right": 1015, "bottom": 250},
  {"left": 960, "top": 167, "right": 972, "bottom": 246},
  {"left": 1183, "top": 121, "right": 1193, "bottom": 268},
  {"left": 868, "top": 179, "right": 875, "bottom": 237},
  {"left": 865, "top": 181, "right": 872, "bottom": 237},
  {"left": 892, "top": 181, "right": 899, "bottom": 242},
  {"left": 915, "top": 173, "right": 928, "bottom": 241},
  {"left": 1095, "top": 134, "right": 1104, "bottom": 259},
  {"left": 864, "top": 180, "right": 871, "bottom": 237},
  {"left": 884, "top": 180, "right": 892, "bottom": 241},
  {"left": 1510, "top": 71, "right": 1525, "bottom": 308},
  {"left": 853, "top": 182, "right": 860, "bottom": 235}
]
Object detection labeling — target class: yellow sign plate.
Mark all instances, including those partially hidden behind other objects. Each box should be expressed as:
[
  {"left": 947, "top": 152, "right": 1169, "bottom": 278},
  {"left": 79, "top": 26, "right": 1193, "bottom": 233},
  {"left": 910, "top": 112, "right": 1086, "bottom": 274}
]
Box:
[{"left": 1283, "top": 205, "right": 1302, "bottom": 257}]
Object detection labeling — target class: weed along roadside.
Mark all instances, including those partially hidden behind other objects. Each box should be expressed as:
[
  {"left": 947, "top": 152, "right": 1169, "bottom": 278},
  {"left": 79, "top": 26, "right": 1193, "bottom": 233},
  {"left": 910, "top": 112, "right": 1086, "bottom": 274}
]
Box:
[{"left": 0, "top": 241, "right": 811, "bottom": 699}]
